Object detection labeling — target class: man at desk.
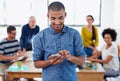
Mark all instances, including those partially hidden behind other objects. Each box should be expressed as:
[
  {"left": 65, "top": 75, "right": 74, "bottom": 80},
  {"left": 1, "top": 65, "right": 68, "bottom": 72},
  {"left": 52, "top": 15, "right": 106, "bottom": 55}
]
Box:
[
  {"left": 0, "top": 25, "right": 23, "bottom": 80},
  {"left": 20, "top": 16, "right": 40, "bottom": 53},
  {"left": 33, "top": 1, "right": 86, "bottom": 81}
]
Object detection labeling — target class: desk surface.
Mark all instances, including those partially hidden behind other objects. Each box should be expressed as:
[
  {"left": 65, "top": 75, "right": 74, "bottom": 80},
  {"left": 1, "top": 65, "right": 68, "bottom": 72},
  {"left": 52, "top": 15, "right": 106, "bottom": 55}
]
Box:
[
  {"left": 77, "top": 63, "right": 104, "bottom": 81},
  {"left": 7, "top": 61, "right": 42, "bottom": 73},
  {"left": 7, "top": 61, "right": 42, "bottom": 81},
  {"left": 7, "top": 60, "right": 104, "bottom": 81},
  {"left": 7, "top": 51, "right": 105, "bottom": 81},
  {"left": 79, "top": 63, "right": 105, "bottom": 72}
]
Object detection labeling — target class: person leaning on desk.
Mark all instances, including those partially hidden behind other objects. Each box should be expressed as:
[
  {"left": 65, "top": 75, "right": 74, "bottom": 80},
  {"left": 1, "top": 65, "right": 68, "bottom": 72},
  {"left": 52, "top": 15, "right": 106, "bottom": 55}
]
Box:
[
  {"left": 33, "top": 1, "right": 86, "bottom": 81},
  {"left": 87, "top": 28, "right": 119, "bottom": 81},
  {"left": 0, "top": 25, "right": 23, "bottom": 80},
  {"left": 20, "top": 16, "right": 40, "bottom": 53}
]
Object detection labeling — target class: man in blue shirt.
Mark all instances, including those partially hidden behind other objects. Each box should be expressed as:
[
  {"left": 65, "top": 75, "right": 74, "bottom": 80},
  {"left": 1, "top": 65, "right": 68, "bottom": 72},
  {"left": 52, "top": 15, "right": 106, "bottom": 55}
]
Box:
[
  {"left": 20, "top": 16, "right": 40, "bottom": 53},
  {"left": 33, "top": 1, "right": 86, "bottom": 81}
]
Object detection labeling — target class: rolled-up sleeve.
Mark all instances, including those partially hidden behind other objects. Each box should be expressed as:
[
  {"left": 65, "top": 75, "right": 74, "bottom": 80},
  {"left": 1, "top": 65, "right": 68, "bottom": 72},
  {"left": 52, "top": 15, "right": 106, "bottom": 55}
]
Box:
[
  {"left": 74, "top": 31, "right": 86, "bottom": 58},
  {"left": 33, "top": 33, "right": 43, "bottom": 61},
  {"left": 0, "top": 43, "right": 4, "bottom": 54}
]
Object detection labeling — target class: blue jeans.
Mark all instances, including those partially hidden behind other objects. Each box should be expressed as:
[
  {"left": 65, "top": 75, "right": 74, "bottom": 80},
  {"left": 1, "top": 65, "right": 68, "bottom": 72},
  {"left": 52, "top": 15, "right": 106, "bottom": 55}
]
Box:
[
  {"left": 84, "top": 47, "right": 93, "bottom": 56},
  {"left": 84, "top": 47, "right": 102, "bottom": 60},
  {"left": 104, "top": 68, "right": 119, "bottom": 79}
]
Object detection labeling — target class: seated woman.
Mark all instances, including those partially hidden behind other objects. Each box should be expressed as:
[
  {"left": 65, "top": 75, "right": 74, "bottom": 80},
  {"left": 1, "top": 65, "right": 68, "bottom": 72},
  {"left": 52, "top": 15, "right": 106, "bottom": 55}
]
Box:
[
  {"left": 87, "top": 28, "right": 119, "bottom": 81},
  {"left": 81, "top": 15, "right": 99, "bottom": 57}
]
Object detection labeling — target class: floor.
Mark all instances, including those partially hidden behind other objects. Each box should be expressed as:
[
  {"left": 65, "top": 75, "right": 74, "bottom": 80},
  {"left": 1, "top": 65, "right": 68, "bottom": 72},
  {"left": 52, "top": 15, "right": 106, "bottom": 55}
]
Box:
[
  {"left": 0, "top": 77, "right": 120, "bottom": 81},
  {"left": 0, "top": 78, "right": 42, "bottom": 81}
]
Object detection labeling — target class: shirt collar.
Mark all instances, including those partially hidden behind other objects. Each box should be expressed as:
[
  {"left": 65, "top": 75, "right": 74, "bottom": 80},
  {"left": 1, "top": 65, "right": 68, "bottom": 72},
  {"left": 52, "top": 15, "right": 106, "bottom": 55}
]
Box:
[{"left": 49, "top": 25, "right": 67, "bottom": 34}]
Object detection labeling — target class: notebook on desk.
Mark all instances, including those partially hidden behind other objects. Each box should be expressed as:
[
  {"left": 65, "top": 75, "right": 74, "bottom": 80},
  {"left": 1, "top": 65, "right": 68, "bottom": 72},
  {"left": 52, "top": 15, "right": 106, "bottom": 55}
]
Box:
[{"left": 8, "top": 65, "right": 28, "bottom": 71}]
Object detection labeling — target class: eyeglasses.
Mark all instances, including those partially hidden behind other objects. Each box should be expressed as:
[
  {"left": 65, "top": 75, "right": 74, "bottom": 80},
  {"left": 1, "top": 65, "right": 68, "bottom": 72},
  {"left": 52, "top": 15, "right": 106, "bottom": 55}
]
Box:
[
  {"left": 10, "top": 32, "right": 16, "bottom": 35},
  {"left": 87, "top": 19, "right": 93, "bottom": 21}
]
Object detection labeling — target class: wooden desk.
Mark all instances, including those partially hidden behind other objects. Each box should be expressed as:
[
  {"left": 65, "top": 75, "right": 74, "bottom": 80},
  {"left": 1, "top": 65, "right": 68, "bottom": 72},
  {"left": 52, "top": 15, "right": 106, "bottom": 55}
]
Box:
[
  {"left": 77, "top": 63, "right": 105, "bottom": 81},
  {"left": 7, "top": 61, "right": 104, "bottom": 81},
  {"left": 23, "top": 51, "right": 33, "bottom": 61},
  {"left": 7, "top": 61, "right": 42, "bottom": 81}
]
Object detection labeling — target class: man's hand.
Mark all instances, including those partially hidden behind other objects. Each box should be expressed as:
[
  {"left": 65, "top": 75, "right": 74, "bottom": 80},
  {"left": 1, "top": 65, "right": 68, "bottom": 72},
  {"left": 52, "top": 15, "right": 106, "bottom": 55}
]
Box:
[
  {"left": 48, "top": 54, "right": 63, "bottom": 65},
  {"left": 17, "top": 52, "right": 24, "bottom": 57},
  {"left": 59, "top": 50, "right": 85, "bottom": 65},
  {"left": 12, "top": 55, "right": 18, "bottom": 61},
  {"left": 59, "top": 50, "right": 71, "bottom": 60},
  {"left": 23, "top": 49, "right": 26, "bottom": 54}
]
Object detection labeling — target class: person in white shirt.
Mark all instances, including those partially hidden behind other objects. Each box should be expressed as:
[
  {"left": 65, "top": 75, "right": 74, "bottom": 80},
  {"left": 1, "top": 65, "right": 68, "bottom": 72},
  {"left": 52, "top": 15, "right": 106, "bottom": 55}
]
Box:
[{"left": 88, "top": 28, "right": 119, "bottom": 81}]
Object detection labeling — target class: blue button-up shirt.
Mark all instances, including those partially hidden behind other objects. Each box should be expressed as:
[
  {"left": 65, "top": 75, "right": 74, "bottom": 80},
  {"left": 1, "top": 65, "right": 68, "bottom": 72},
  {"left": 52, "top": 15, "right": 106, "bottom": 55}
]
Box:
[{"left": 33, "top": 25, "right": 86, "bottom": 81}]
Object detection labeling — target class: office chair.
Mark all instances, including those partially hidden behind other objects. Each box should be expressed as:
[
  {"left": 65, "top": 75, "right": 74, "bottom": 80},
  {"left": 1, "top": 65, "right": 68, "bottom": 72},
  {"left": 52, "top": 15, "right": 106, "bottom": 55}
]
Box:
[
  {"left": 107, "top": 56, "right": 120, "bottom": 81},
  {"left": 107, "top": 45, "right": 120, "bottom": 81},
  {"left": 108, "top": 63, "right": 120, "bottom": 81}
]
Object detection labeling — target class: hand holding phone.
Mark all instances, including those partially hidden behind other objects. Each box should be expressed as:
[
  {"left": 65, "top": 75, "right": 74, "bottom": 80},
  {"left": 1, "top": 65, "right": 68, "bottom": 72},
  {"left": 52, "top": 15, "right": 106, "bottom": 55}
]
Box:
[
  {"left": 49, "top": 53, "right": 61, "bottom": 59},
  {"left": 48, "top": 53, "right": 63, "bottom": 65},
  {"left": 51, "top": 53, "right": 61, "bottom": 57}
]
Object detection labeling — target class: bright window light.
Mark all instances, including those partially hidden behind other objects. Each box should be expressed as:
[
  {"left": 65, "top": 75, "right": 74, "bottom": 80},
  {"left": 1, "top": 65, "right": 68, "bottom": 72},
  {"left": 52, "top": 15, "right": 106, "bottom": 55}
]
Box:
[
  {"left": 114, "top": 0, "right": 120, "bottom": 26},
  {"left": 49, "top": 0, "right": 101, "bottom": 26},
  {"left": 0, "top": 0, "right": 101, "bottom": 26}
]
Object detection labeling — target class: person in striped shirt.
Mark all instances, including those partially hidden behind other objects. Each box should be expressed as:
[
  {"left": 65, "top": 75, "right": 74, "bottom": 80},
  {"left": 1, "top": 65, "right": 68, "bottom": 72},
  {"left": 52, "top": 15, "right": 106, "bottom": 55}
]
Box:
[{"left": 0, "top": 25, "right": 23, "bottom": 80}]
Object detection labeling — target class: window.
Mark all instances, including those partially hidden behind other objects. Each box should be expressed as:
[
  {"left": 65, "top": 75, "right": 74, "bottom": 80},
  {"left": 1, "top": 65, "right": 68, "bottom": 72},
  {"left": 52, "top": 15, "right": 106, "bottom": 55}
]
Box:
[
  {"left": 0, "top": 0, "right": 4, "bottom": 25},
  {"left": 5, "top": 0, "right": 31, "bottom": 25},
  {"left": 0, "top": 0, "right": 47, "bottom": 28},
  {"left": 49, "top": 0, "right": 101, "bottom": 26},
  {"left": 114, "top": 0, "right": 120, "bottom": 26},
  {"left": 0, "top": 0, "right": 101, "bottom": 27}
]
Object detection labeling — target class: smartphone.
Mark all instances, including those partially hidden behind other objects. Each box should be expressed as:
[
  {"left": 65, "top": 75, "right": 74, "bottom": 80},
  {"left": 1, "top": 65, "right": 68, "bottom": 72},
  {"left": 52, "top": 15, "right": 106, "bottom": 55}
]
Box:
[{"left": 50, "top": 54, "right": 61, "bottom": 58}]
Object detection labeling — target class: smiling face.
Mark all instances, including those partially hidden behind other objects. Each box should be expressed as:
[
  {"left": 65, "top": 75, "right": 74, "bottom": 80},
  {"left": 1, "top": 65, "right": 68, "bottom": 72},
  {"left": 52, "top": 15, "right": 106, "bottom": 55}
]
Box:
[
  {"left": 104, "top": 34, "right": 112, "bottom": 45},
  {"left": 48, "top": 9, "right": 66, "bottom": 33},
  {"left": 8, "top": 30, "right": 16, "bottom": 39},
  {"left": 29, "top": 16, "right": 36, "bottom": 29},
  {"left": 86, "top": 16, "right": 94, "bottom": 25}
]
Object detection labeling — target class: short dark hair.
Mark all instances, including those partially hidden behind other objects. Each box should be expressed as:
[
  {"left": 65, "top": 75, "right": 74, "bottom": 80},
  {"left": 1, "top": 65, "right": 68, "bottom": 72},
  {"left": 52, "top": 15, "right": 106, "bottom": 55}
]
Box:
[
  {"left": 7, "top": 25, "right": 16, "bottom": 33},
  {"left": 48, "top": 1, "right": 65, "bottom": 12},
  {"left": 102, "top": 28, "right": 117, "bottom": 41}
]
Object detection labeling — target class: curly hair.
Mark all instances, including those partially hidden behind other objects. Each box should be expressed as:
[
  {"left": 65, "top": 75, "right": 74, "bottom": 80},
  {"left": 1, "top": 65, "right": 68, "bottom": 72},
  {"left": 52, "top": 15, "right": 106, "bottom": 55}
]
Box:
[{"left": 102, "top": 28, "right": 117, "bottom": 41}]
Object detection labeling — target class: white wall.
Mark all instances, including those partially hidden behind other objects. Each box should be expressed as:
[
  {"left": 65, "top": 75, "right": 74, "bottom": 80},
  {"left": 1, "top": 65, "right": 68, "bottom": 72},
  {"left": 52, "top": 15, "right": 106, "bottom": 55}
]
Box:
[
  {"left": 0, "top": 0, "right": 120, "bottom": 48},
  {"left": 70, "top": 0, "right": 120, "bottom": 49},
  {"left": 101, "top": 0, "right": 115, "bottom": 28}
]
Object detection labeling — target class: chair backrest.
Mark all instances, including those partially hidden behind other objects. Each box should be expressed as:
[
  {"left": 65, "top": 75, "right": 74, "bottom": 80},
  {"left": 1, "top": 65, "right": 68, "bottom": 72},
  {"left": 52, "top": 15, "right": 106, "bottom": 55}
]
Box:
[
  {"left": 117, "top": 45, "right": 120, "bottom": 75},
  {"left": 117, "top": 45, "right": 120, "bottom": 57}
]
